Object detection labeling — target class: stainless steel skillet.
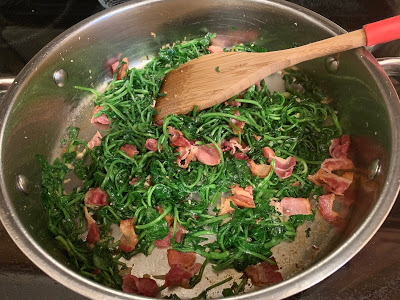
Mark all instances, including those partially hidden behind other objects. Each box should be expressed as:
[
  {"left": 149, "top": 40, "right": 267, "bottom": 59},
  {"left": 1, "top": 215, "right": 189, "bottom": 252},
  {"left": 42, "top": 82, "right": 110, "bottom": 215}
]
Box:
[{"left": 1, "top": 0, "right": 400, "bottom": 299}]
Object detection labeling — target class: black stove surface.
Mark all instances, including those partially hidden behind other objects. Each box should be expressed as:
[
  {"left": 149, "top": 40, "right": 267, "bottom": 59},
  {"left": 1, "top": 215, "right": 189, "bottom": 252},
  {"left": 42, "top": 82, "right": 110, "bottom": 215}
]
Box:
[{"left": 1, "top": 1, "right": 400, "bottom": 299}]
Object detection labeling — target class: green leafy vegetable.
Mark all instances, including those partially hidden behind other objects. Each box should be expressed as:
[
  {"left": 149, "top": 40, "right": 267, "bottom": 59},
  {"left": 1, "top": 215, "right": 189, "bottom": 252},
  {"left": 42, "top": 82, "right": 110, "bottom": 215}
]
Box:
[{"left": 38, "top": 33, "right": 340, "bottom": 294}]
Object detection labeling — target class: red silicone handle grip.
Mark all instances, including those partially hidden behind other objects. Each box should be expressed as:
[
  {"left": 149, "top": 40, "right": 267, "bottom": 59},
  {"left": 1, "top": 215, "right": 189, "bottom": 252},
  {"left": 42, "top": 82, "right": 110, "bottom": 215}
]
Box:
[{"left": 363, "top": 15, "right": 400, "bottom": 46}]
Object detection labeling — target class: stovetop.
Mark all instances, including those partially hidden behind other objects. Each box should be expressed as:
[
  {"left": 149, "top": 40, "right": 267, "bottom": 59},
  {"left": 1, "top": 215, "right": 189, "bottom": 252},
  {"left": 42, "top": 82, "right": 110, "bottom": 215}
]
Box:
[{"left": 1, "top": 1, "right": 400, "bottom": 299}]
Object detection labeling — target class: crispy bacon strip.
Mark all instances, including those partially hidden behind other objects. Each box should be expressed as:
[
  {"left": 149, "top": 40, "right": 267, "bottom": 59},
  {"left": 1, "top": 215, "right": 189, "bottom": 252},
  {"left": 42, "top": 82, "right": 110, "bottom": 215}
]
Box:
[
  {"left": 145, "top": 138, "right": 160, "bottom": 151},
  {"left": 111, "top": 57, "right": 129, "bottom": 80},
  {"left": 88, "top": 131, "right": 102, "bottom": 150},
  {"left": 262, "top": 147, "right": 296, "bottom": 179},
  {"left": 129, "top": 177, "right": 139, "bottom": 186},
  {"left": 91, "top": 106, "right": 110, "bottom": 125},
  {"left": 154, "top": 222, "right": 186, "bottom": 248},
  {"left": 224, "top": 100, "right": 241, "bottom": 107},
  {"left": 271, "top": 197, "right": 312, "bottom": 216},
  {"left": 164, "top": 263, "right": 202, "bottom": 288},
  {"left": 84, "top": 187, "right": 109, "bottom": 208},
  {"left": 207, "top": 45, "right": 224, "bottom": 53},
  {"left": 119, "top": 218, "right": 138, "bottom": 253},
  {"left": 84, "top": 206, "right": 100, "bottom": 244},
  {"left": 120, "top": 144, "right": 139, "bottom": 158},
  {"left": 234, "top": 153, "right": 249, "bottom": 160},
  {"left": 318, "top": 193, "right": 339, "bottom": 222},
  {"left": 229, "top": 110, "right": 245, "bottom": 134},
  {"left": 219, "top": 197, "right": 235, "bottom": 215},
  {"left": 309, "top": 170, "right": 353, "bottom": 195},
  {"left": 231, "top": 183, "right": 255, "bottom": 208},
  {"left": 329, "top": 134, "right": 350, "bottom": 158},
  {"left": 176, "top": 144, "right": 221, "bottom": 168},
  {"left": 167, "top": 126, "right": 191, "bottom": 147},
  {"left": 122, "top": 275, "right": 158, "bottom": 297},
  {"left": 253, "top": 134, "right": 262, "bottom": 141},
  {"left": 247, "top": 159, "right": 272, "bottom": 178},
  {"left": 221, "top": 137, "right": 249, "bottom": 155},
  {"left": 175, "top": 146, "right": 197, "bottom": 169},
  {"left": 194, "top": 144, "right": 221, "bottom": 166},
  {"left": 244, "top": 259, "right": 283, "bottom": 286},
  {"left": 167, "top": 249, "right": 196, "bottom": 268},
  {"left": 321, "top": 157, "right": 354, "bottom": 172},
  {"left": 156, "top": 205, "right": 174, "bottom": 226}
]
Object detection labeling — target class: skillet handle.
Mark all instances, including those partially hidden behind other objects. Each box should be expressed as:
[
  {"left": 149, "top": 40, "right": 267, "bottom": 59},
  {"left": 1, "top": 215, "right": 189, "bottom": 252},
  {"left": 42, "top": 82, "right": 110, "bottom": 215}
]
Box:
[{"left": 0, "top": 77, "right": 15, "bottom": 97}]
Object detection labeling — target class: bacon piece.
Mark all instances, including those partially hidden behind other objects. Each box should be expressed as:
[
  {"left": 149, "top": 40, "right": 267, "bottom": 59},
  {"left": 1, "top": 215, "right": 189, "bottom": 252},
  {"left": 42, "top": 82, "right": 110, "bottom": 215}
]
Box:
[
  {"left": 164, "top": 263, "right": 202, "bottom": 288},
  {"left": 91, "top": 106, "right": 110, "bottom": 125},
  {"left": 120, "top": 144, "right": 138, "bottom": 158},
  {"left": 210, "top": 30, "right": 258, "bottom": 48},
  {"left": 219, "top": 197, "right": 235, "bottom": 215},
  {"left": 321, "top": 157, "right": 354, "bottom": 172},
  {"left": 310, "top": 170, "right": 353, "bottom": 195},
  {"left": 271, "top": 197, "right": 312, "bottom": 216},
  {"left": 244, "top": 260, "right": 283, "bottom": 286},
  {"left": 84, "top": 206, "right": 100, "bottom": 244},
  {"left": 176, "top": 144, "right": 221, "bottom": 168},
  {"left": 253, "top": 134, "right": 262, "bottom": 141},
  {"left": 318, "top": 193, "right": 339, "bottom": 222},
  {"left": 144, "top": 175, "right": 152, "bottom": 189},
  {"left": 230, "top": 137, "right": 250, "bottom": 153},
  {"left": 194, "top": 144, "right": 221, "bottom": 166},
  {"left": 155, "top": 119, "right": 164, "bottom": 126},
  {"left": 224, "top": 100, "right": 241, "bottom": 107},
  {"left": 111, "top": 57, "right": 129, "bottom": 80},
  {"left": 229, "top": 110, "right": 245, "bottom": 134},
  {"left": 231, "top": 183, "right": 255, "bottom": 208},
  {"left": 84, "top": 187, "right": 109, "bottom": 208},
  {"left": 122, "top": 275, "right": 158, "bottom": 297},
  {"left": 207, "top": 45, "right": 224, "bottom": 53},
  {"left": 92, "top": 268, "right": 101, "bottom": 275},
  {"left": 221, "top": 137, "right": 249, "bottom": 155},
  {"left": 247, "top": 159, "right": 272, "bottom": 178},
  {"left": 167, "top": 249, "right": 196, "bottom": 268},
  {"left": 129, "top": 177, "right": 139, "bottom": 186},
  {"left": 88, "top": 131, "right": 102, "bottom": 150},
  {"left": 291, "top": 181, "right": 301, "bottom": 187},
  {"left": 155, "top": 222, "right": 185, "bottom": 248},
  {"left": 105, "top": 53, "right": 122, "bottom": 70},
  {"left": 234, "top": 153, "right": 248, "bottom": 160},
  {"left": 307, "top": 173, "right": 321, "bottom": 186},
  {"left": 262, "top": 147, "right": 296, "bottom": 179},
  {"left": 145, "top": 138, "right": 160, "bottom": 151},
  {"left": 329, "top": 134, "right": 350, "bottom": 158},
  {"left": 167, "top": 126, "right": 191, "bottom": 147},
  {"left": 175, "top": 146, "right": 197, "bottom": 169},
  {"left": 156, "top": 205, "right": 174, "bottom": 226},
  {"left": 119, "top": 218, "right": 138, "bottom": 253}
]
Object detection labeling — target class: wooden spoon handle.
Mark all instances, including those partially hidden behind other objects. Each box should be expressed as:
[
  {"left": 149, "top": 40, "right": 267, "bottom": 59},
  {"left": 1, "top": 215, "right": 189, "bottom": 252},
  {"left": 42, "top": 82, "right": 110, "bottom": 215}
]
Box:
[
  {"left": 154, "top": 16, "right": 400, "bottom": 121},
  {"left": 282, "top": 15, "right": 400, "bottom": 66},
  {"left": 262, "top": 29, "right": 367, "bottom": 69}
]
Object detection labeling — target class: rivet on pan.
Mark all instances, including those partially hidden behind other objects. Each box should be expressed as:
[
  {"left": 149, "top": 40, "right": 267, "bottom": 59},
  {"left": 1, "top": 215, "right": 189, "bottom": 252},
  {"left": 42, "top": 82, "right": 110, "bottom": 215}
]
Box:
[
  {"left": 369, "top": 158, "right": 381, "bottom": 180},
  {"left": 16, "top": 174, "right": 31, "bottom": 195},
  {"left": 325, "top": 56, "right": 339, "bottom": 74},
  {"left": 53, "top": 69, "right": 68, "bottom": 87}
]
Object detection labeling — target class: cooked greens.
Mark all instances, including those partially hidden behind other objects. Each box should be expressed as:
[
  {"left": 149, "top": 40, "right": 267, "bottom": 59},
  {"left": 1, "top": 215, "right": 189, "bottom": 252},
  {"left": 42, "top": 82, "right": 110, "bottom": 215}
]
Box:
[{"left": 38, "top": 33, "right": 340, "bottom": 291}]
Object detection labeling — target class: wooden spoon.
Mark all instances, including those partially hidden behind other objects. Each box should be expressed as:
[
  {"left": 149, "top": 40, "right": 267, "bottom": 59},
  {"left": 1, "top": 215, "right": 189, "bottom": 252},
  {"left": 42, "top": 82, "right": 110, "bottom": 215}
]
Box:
[{"left": 154, "top": 16, "right": 400, "bottom": 121}]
